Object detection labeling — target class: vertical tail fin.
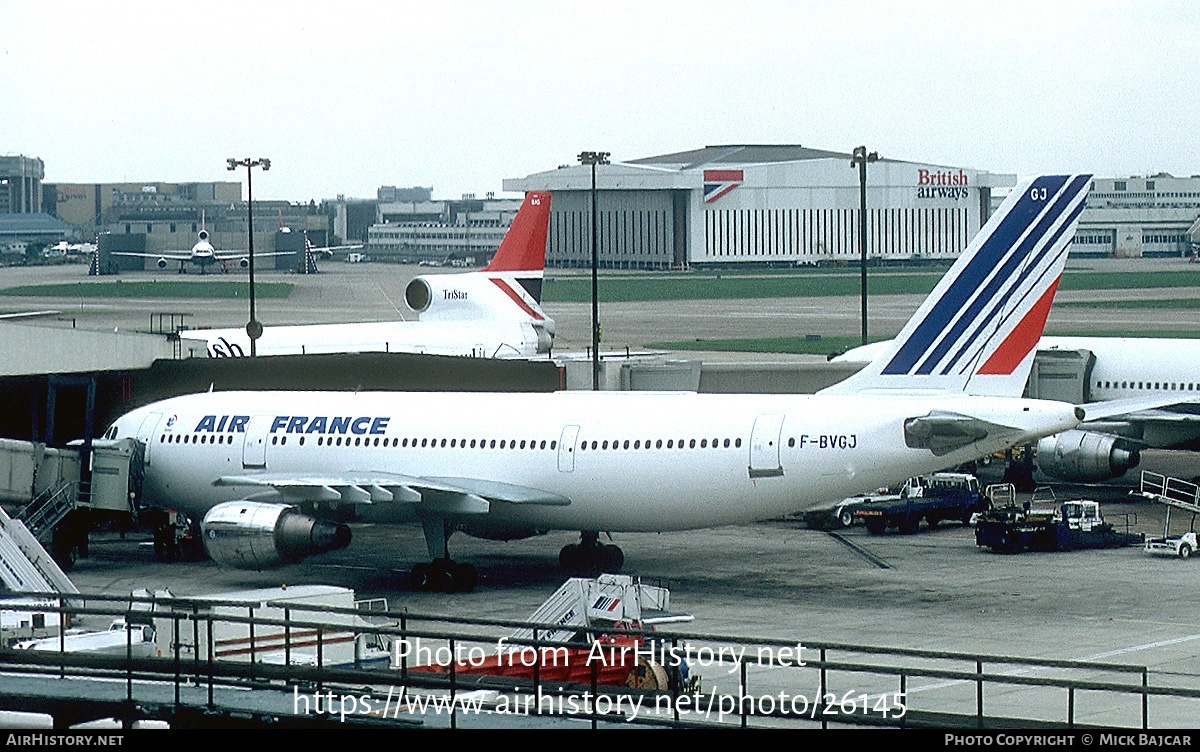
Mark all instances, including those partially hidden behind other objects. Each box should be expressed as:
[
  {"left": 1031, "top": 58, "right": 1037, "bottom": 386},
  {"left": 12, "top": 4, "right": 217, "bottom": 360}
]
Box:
[
  {"left": 822, "top": 174, "right": 1092, "bottom": 397},
  {"left": 483, "top": 191, "right": 551, "bottom": 303}
]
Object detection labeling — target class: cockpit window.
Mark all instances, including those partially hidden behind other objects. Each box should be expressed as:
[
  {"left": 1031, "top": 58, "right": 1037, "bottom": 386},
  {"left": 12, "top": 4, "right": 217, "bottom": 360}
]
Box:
[{"left": 105, "top": 425, "right": 119, "bottom": 439}]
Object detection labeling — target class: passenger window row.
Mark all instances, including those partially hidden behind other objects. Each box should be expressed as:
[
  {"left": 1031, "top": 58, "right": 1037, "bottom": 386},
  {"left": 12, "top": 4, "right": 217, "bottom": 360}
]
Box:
[
  {"left": 577, "top": 437, "right": 743, "bottom": 451},
  {"left": 160, "top": 433, "right": 560, "bottom": 451},
  {"left": 1099, "top": 380, "right": 1195, "bottom": 391}
]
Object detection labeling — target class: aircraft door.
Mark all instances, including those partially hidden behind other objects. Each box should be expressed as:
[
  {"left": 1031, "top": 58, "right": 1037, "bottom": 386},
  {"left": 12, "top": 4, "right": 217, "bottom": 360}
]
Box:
[
  {"left": 135, "top": 412, "right": 163, "bottom": 466},
  {"left": 558, "top": 425, "right": 580, "bottom": 472},
  {"left": 749, "top": 414, "right": 785, "bottom": 478},
  {"left": 242, "top": 415, "right": 271, "bottom": 469}
]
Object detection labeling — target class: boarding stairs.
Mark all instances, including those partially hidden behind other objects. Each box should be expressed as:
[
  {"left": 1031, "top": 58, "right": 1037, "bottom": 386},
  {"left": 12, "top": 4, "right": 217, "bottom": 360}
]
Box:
[
  {"left": 507, "top": 573, "right": 692, "bottom": 646},
  {"left": 0, "top": 503, "right": 78, "bottom": 595},
  {"left": 17, "top": 480, "right": 78, "bottom": 539},
  {"left": 1135, "top": 470, "right": 1200, "bottom": 516}
]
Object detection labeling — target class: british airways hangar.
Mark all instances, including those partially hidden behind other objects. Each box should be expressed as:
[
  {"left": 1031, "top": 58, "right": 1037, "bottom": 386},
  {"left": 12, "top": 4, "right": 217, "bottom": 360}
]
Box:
[{"left": 503, "top": 144, "right": 1015, "bottom": 270}]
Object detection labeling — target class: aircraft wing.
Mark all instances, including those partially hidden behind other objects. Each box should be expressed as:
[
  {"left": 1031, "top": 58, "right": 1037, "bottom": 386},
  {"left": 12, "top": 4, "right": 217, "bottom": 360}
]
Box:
[
  {"left": 1077, "top": 394, "right": 1200, "bottom": 422},
  {"left": 110, "top": 251, "right": 195, "bottom": 261},
  {"left": 214, "top": 470, "right": 570, "bottom": 513},
  {"left": 309, "top": 244, "right": 363, "bottom": 252},
  {"left": 212, "top": 251, "right": 297, "bottom": 260}
]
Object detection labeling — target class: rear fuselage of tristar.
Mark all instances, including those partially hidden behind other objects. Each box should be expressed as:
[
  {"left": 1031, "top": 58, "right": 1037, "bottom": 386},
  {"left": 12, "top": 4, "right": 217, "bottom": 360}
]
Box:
[{"left": 113, "top": 389, "right": 1079, "bottom": 533}]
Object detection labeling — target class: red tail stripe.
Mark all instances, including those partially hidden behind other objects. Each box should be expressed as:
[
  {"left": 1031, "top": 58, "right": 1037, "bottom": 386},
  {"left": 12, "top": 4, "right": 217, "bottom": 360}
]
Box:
[
  {"left": 490, "top": 278, "right": 545, "bottom": 320},
  {"left": 977, "top": 277, "right": 1060, "bottom": 376}
]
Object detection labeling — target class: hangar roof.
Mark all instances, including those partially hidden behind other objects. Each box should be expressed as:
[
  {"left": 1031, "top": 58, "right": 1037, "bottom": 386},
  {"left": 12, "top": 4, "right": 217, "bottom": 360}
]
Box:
[
  {"left": 627, "top": 144, "right": 862, "bottom": 168},
  {"left": 0, "top": 213, "right": 74, "bottom": 240}
]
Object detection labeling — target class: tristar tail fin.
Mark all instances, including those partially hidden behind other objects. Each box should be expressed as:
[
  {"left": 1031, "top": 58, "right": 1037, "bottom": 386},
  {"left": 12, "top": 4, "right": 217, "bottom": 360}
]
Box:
[
  {"left": 821, "top": 174, "right": 1092, "bottom": 397},
  {"left": 483, "top": 191, "right": 551, "bottom": 303}
]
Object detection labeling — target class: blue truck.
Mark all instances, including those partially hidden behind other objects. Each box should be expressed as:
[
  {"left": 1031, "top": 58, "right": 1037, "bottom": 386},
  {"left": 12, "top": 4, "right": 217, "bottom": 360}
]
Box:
[{"left": 854, "top": 472, "right": 986, "bottom": 535}]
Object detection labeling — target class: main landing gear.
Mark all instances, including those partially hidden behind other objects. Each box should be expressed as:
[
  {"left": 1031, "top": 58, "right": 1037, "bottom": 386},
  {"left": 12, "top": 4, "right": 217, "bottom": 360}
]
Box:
[
  {"left": 559, "top": 531, "right": 624, "bottom": 576},
  {"left": 410, "top": 558, "right": 478, "bottom": 593},
  {"left": 409, "top": 514, "right": 477, "bottom": 593}
]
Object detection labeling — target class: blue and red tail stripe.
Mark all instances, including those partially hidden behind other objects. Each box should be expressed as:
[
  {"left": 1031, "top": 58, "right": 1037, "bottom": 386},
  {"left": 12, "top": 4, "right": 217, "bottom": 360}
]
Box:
[{"left": 881, "top": 175, "right": 1089, "bottom": 377}]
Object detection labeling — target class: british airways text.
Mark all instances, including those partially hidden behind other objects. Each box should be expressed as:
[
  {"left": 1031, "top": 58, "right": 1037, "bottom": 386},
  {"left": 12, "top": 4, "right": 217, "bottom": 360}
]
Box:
[{"left": 193, "top": 415, "right": 391, "bottom": 435}]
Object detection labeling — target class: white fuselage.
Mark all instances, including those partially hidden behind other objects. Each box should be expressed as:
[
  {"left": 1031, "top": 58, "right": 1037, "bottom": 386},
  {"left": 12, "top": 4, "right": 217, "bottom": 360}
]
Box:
[
  {"left": 1042, "top": 336, "right": 1200, "bottom": 401},
  {"left": 114, "top": 390, "right": 1079, "bottom": 533},
  {"left": 179, "top": 318, "right": 551, "bottom": 359}
]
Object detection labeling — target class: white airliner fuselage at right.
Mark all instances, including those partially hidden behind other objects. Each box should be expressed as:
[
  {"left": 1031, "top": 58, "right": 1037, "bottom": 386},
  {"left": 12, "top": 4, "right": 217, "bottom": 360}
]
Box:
[
  {"left": 835, "top": 335, "right": 1200, "bottom": 481},
  {"left": 100, "top": 174, "right": 1096, "bottom": 591}
]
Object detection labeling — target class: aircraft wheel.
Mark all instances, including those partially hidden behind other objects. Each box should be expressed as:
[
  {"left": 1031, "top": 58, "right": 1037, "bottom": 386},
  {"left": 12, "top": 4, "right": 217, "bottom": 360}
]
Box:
[
  {"left": 599, "top": 544, "right": 624, "bottom": 573},
  {"left": 437, "top": 563, "right": 458, "bottom": 593},
  {"left": 1180, "top": 543, "right": 1192, "bottom": 560},
  {"left": 839, "top": 509, "right": 856, "bottom": 528},
  {"left": 454, "top": 562, "right": 478, "bottom": 592},
  {"left": 559, "top": 543, "right": 582, "bottom": 571},
  {"left": 410, "top": 562, "right": 439, "bottom": 591}
]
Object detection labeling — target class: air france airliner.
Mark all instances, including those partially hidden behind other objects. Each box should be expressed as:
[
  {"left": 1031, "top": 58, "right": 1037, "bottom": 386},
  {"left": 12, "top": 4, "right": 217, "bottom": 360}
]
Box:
[
  {"left": 100, "top": 175, "right": 1095, "bottom": 592},
  {"left": 177, "top": 191, "right": 554, "bottom": 359},
  {"left": 834, "top": 335, "right": 1200, "bottom": 483}
]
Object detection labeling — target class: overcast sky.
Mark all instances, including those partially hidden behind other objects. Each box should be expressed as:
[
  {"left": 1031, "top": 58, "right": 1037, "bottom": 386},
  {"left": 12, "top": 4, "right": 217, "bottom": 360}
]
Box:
[{"left": 3, "top": 1, "right": 1197, "bottom": 202}]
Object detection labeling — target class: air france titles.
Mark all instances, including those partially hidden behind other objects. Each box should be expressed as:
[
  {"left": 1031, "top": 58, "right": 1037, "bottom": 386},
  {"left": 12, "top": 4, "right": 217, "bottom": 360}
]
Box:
[
  {"left": 916, "top": 168, "right": 970, "bottom": 200},
  {"left": 193, "top": 415, "right": 391, "bottom": 435}
]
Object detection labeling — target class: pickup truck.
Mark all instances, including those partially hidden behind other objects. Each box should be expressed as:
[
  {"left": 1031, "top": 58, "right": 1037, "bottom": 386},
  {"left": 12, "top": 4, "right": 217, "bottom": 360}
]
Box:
[
  {"left": 801, "top": 491, "right": 880, "bottom": 529},
  {"left": 854, "top": 472, "right": 986, "bottom": 535}
]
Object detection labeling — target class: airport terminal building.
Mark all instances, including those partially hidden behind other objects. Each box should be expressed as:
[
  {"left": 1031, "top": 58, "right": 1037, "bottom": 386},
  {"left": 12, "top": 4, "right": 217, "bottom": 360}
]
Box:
[{"left": 503, "top": 145, "right": 1016, "bottom": 269}]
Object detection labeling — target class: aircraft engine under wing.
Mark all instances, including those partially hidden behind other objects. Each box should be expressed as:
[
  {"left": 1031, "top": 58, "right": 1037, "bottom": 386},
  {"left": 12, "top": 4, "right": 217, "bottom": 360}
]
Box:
[
  {"left": 201, "top": 500, "right": 352, "bottom": 570},
  {"left": 904, "top": 411, "right": 1012, "bottom": 456},
  {"left": 1035, "top": 429, "right": 1140, "bottom": 482}
]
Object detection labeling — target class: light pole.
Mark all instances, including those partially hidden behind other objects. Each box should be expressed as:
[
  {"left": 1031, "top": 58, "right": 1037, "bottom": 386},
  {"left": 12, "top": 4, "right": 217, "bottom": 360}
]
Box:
[
  {"left": 850, "top": 146, "right": 879, "bottom": 346},
  {"left": 578, "top": 150, "right": 610, "bottom": 391},
  {"left": 226, "top": 157, "right": 271, "bottom": 356}
]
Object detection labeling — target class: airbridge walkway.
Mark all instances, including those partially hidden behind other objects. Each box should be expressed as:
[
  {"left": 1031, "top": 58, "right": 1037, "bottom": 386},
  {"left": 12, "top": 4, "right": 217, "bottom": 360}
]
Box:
[{"left": 1, "top": 591, "right": 1197, "bottom": 729}]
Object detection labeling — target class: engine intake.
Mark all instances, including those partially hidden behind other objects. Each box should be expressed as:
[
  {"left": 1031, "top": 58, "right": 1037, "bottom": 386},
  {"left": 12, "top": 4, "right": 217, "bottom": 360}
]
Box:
[
  {"left": 201, "top": 501, "right": 351, "bottom": 570},
  {"left": 405, "top": 278, "right": 433, "bottom": 313},
  {"left": 1035, "top": 430, "right": 1140, "bottom": 482}
]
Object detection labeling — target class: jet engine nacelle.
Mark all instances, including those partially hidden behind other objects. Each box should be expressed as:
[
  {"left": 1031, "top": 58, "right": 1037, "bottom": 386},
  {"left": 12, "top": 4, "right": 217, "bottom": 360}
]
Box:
[
  {"left": 1035, "top": 429, "right": 1140, "bottom": 482},
  {"left": 405, "top": 274, "right": 528, "bottom": 322},
  {"left": 200, "top": 501, "right": 351, "bottom": 570},
  {"left": 238, "top": 257, "right": 249, "bottom": 268},
  {"left": 157, "top": 257, "right": 168, "bottom": 269}
]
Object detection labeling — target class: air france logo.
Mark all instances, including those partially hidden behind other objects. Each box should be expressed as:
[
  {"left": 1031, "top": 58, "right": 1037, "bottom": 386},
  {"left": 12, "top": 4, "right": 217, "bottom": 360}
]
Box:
[
  {"left": 194, "top": 415, "right": 251, "bottom": 432},
  {"left": 193, "top": 415, "right": 391, "bottom": 435},
  {"left": 270, "top": 415, "right": 391, "bottom": 435}
]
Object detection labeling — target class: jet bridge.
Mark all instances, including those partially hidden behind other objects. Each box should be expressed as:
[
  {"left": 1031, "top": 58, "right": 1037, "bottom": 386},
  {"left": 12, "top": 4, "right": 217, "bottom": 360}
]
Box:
[
  {"left": 1025, "top": 348, "right": 1095, "bottom": 404},
  {"left": 0, "top": 437, "right": 142, "bottom": 570}
]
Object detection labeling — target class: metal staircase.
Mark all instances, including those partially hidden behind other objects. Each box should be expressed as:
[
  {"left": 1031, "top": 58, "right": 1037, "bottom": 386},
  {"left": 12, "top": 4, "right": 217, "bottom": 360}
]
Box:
[
  {"left": 18, "top": 480, "right": 78, "bottom": 540},
  {"left": 0, "top": 503, "right": 78, "bottom": 594}
]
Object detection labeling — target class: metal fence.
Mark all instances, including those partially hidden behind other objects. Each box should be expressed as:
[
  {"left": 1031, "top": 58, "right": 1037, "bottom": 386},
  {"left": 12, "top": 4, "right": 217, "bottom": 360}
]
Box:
[{"left": 1, "top": 590, "right": 1198, "bottom": 729}]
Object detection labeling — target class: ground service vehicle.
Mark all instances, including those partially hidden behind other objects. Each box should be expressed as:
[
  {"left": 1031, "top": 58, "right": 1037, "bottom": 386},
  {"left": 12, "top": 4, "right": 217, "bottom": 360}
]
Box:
[
  {"left": 854, "top": 472, "right": 986, "bottom": 535},
  {"left": 1135, "top": 471, "right": 1198, "bottom": 560},
  {"left": 975, "top": 491, "right": 1142, "bottom": 553}
]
